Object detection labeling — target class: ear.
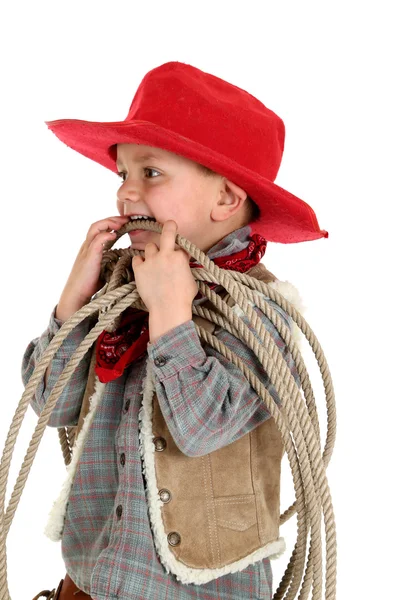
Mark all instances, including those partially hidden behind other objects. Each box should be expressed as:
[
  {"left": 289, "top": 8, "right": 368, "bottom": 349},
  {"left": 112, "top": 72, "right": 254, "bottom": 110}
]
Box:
[{"left": 211, "top": 178, "right": 247, "bottom": 222}]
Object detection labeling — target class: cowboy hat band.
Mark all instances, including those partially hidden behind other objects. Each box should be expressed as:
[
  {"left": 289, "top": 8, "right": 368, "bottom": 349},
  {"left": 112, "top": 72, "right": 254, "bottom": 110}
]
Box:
[{"left": 45, "top": 61, "right": 328, "bottom": 244}]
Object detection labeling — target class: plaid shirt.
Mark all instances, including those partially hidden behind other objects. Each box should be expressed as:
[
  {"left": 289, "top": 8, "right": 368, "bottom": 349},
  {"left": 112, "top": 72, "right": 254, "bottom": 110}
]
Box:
[{"left": 22, "top": 226, "right": 299, "bottom": 600}]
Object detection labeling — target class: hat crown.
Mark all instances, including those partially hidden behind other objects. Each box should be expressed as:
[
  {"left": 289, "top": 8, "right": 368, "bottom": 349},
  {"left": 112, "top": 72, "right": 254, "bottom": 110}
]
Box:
[{"left": 125, "top": 61, "right": 285, "bottom": 182}]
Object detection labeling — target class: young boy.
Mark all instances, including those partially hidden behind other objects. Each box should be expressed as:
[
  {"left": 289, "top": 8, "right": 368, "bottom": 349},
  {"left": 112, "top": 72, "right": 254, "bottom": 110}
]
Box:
[{"left": 24, "top": 62, "right": 327, "bottom": 600}]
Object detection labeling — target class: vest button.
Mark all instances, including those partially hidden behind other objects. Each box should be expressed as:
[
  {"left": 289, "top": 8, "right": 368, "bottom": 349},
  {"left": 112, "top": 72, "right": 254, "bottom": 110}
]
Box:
[
  {"left": 159, "top": 489, "right": 171, "bottom": 503},
  {"left": 120, "top": 453, "right": 125, "bottom": 466},
  {"left": 116, "top": 505, "right": 123, "bottom": 519},
  {"left": 154, "top": 356, "right": 167, "bottom": 367},
  {"left": 167, "top": 532, "right": 181, "bottom": 546},
  {"left": 153, "top": 437, "right": 167, "bottom": 451},
  {"left": 124, "top": 399, "right": 131, "bottom": 412}
]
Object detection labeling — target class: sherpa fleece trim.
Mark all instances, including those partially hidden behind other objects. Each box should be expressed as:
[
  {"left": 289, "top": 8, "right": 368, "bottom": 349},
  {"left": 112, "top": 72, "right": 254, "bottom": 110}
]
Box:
[
  {"left": 137, "top": 358, "right": 286, "bottom": 586},
  {"left": 44, "top": 376, "right": 107, "bottom": 541},
  {"left": 268, "top": 279, "right": 306, "bottom": 347}
]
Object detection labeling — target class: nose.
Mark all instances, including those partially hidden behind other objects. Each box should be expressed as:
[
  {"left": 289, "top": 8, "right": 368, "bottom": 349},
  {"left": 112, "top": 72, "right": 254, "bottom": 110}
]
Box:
[{"left": 116, "top": 186, "right": 142, "bottom": 216}]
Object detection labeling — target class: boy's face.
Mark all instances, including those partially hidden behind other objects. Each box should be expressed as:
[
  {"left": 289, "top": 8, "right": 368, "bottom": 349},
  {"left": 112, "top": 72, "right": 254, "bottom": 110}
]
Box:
[{"left": 115, "top": 143, "right": 247, "bottom": 253}]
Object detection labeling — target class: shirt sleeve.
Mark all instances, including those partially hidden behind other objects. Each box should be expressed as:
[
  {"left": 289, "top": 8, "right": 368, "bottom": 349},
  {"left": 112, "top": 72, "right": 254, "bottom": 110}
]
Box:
[
  {"left": 146, "top": 295, "right": 301, "bottom": 457},
  {"left": 21, "top": 304, "right": 96, "bottom": 428}
]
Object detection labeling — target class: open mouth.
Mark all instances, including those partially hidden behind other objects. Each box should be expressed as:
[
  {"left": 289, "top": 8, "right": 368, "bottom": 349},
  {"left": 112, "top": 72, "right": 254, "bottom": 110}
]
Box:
[
  {"left": 128, "top": 216, "right": 156, "bottom": 229},
  {"left": 128, "top": 218, "right": 158, "bottom": 240},
  {"left": 129, "top": 216, "right": 157, "bottom": 222}
]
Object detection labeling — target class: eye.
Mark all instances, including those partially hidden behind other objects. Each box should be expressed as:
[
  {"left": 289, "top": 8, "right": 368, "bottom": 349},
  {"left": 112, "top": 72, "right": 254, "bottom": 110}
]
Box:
[
  {"left": 144, "top": 167, "right": 161, "bottom": 179},
  {"left": 117, "top": 168, "right": 161, "bottom": 182}
]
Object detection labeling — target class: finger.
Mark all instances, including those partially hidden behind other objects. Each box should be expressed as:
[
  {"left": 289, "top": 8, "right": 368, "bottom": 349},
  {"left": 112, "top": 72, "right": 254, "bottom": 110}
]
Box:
[
  {"left": 132, "top": 254, "right": 143, "bottom": 267},
  {"left": 91, "top": 216, "right": 130, "bottom": 232},
  {"left": 169, "top": 223, "right": 190, "bottom": 259},
  {"left": 159, "top": 220, "right": 178, "bottom": 253},
  {"left": 86, "top": 217, "right": 129, "bottom": 244},
  {"left": 144, "top": 242, "right": 159, "bottom": 258},
  {"left": 89, "top": 230, "right": 118, "bottom": 253}
]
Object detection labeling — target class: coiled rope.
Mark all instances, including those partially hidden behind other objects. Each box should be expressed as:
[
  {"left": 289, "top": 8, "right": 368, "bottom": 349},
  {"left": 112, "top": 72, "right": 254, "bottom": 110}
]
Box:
[{"left": 0, "top": 219, "right": 336, "bottom": 600}]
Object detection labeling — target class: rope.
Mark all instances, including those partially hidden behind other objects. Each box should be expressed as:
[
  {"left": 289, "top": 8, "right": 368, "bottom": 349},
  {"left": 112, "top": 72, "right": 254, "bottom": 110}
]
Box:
[{"left": 0, "top": 219, "right": 337, "bottom": 599}]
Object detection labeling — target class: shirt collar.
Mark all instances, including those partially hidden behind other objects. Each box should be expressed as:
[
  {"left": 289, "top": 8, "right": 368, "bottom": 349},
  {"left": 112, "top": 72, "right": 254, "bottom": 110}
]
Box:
[{"left": 206, "top": 224, "right": 253, "bottom": 260}]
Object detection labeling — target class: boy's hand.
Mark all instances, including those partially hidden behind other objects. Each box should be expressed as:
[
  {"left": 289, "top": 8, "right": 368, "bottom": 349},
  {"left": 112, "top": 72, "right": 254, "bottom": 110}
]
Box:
[
  {"left": 55, "top": 215, "right": 130, "bottom": 322},
  {"left": 132, "top": 220, "right": 198, "bottom": 312}
]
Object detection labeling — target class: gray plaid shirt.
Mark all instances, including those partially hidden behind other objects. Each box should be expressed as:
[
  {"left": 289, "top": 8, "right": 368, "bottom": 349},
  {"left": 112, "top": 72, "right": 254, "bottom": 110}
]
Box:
[{"left": 22, "top": 226, "right": 298, "bottom": 600}]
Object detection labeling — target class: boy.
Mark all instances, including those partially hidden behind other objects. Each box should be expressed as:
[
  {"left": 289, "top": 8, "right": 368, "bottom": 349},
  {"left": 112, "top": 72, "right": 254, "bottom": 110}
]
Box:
[{"left": 24, "top": 61, "right": 327, "bottom": 600}]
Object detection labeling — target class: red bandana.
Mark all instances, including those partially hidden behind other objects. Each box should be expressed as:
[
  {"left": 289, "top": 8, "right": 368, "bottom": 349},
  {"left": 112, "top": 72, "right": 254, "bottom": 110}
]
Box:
[{"left": 95, "top": 232, "right": 266, "bottom": 383}]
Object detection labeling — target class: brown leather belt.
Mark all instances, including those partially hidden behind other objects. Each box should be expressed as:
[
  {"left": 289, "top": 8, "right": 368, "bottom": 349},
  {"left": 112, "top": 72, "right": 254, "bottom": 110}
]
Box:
[{"left": 32, "top": 573, "right": 93, "bottom": 600}]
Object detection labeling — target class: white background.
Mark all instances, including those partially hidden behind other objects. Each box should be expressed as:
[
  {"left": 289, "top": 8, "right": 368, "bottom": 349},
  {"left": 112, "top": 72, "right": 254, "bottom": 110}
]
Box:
[{"left": 0, "top": 1, "right": 399, "bottom": 598}]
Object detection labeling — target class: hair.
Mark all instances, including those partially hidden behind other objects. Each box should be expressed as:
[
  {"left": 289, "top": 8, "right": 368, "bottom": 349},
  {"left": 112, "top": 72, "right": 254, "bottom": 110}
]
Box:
[{"left": 196, "top": 163, "right": 260, "bottom": 227}]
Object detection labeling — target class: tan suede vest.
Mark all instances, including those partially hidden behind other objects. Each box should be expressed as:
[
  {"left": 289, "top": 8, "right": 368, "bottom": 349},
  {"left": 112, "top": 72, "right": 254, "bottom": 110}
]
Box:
[{"left": 74, "top": 263, "right": 287, "bottom": 584}]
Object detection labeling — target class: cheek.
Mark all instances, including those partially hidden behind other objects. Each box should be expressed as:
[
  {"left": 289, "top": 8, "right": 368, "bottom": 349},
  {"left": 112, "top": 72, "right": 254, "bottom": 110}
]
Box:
[
  {"left": 153, "top": 183, "right": 208, "bottom": 225},
  {"left": 156, "top": 196, "right": 186, "bottom": 221}
]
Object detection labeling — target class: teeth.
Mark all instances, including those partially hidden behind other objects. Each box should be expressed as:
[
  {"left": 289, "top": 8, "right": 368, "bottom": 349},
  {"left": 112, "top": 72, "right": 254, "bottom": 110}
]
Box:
[{"left": 130, "top": 215, "right": 153, "bottom": 220}]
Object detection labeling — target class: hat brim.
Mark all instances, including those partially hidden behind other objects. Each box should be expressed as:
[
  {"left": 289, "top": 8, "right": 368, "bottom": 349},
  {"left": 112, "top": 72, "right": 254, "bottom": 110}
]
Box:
[{"left": 45, "top": 118, "right": 328, "bottom": 244}]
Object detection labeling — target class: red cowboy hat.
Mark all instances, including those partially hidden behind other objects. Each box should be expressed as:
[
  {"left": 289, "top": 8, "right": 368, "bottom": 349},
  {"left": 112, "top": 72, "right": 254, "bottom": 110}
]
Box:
[{"left": 45, "top": 61, "right": 328, "bottom": 244}]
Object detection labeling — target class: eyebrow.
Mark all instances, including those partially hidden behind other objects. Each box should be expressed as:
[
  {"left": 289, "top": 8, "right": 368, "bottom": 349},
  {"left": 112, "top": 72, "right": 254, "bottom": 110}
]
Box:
[{"left": 116, "top": 153, "right": 164, "bottom": 168}]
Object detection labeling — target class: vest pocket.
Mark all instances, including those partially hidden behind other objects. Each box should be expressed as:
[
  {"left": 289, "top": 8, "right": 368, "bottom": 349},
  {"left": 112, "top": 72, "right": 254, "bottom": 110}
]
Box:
[
  {"left": 213, "top": 493, "right": 260, "bottom": 565},
  {"left": 214, "top": 494, "right": 257, "bottom": 531}
]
